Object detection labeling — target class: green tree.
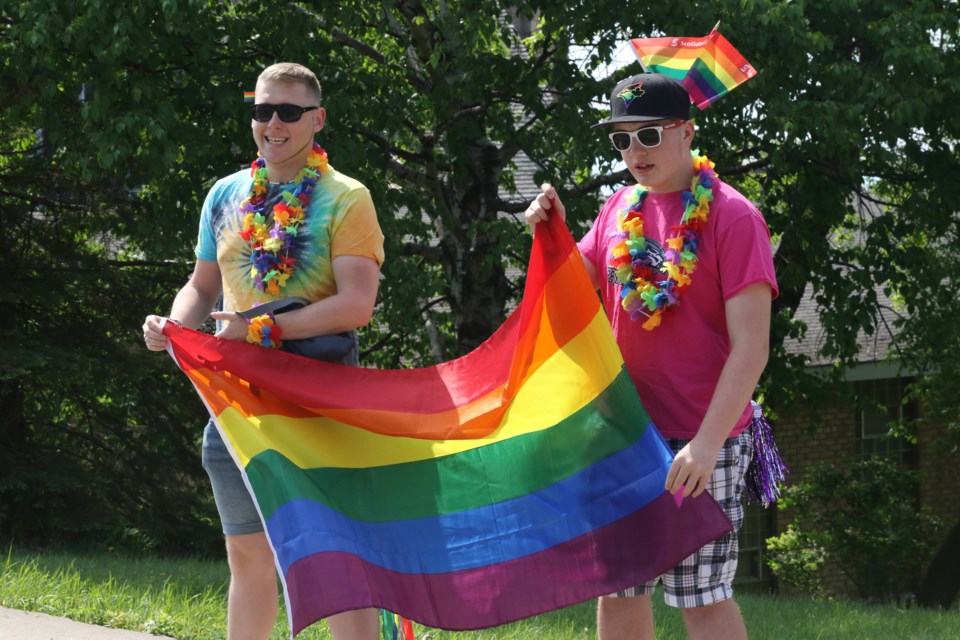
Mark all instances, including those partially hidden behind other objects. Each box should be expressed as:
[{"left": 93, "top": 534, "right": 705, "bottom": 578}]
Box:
[
  {"left": 0, "top": 0, "right": 257, "bottom": 553},
  {"left": 1, "top": 0, "right": 958, "bottom": 579}
]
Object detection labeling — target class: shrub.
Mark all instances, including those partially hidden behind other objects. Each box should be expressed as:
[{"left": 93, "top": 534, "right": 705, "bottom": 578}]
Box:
[
  {"left": 766, "top": 525, "right": 827, "bottom": 599},
  {"left": 766, "top": 457, "right": 942, "bottom": 602}
]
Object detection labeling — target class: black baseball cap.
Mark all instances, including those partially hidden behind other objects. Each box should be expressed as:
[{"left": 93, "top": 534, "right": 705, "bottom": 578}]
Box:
[{"left": 593, "top": 73, "right": 692, "bottom": 128}]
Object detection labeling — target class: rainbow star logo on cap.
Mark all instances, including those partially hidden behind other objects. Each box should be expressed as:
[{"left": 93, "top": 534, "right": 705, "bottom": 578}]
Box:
[{"left": 617, "top": 82, "right": 645, "bottom": 107}]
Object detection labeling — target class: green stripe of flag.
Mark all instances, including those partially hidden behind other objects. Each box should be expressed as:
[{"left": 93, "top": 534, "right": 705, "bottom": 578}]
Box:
[{"left": 245, "top": 369, "right": 650, "bottom": 522}]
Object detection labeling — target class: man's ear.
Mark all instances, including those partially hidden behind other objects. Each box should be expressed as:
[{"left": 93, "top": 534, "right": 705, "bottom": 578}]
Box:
[
  {"left": 682, "top": 119, "right": 696, "bottom": 144},
  {"left": 314, "top": 107, "right": 327, "bottom": 134}
]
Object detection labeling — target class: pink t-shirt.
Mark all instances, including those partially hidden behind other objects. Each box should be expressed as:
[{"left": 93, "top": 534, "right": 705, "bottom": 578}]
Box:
[{"left": 579, "top": 180, "right": 778, "bottom": 439}]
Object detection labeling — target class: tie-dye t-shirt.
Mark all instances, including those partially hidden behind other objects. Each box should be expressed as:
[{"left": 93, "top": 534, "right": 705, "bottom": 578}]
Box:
[{"left": 195, "top": 164, "right": 384, "bottom": 314}]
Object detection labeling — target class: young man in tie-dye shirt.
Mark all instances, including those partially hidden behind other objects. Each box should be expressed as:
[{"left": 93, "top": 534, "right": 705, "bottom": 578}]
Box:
[{"left": 143, "top": 62, "right": 383, "bottom": 640}]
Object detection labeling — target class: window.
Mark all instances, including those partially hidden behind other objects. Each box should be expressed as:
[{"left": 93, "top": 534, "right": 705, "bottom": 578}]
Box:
[
  {"left": 855, "top": 377, "right": 916, "bottom": 466},
  {"left": 735, "top": 502, "right": 775, "bottom": 589}
]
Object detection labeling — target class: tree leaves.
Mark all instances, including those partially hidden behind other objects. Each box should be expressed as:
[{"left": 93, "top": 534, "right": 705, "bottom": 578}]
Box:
[{"left": 1, "top": 0, "right": 958, "bottom": 551}]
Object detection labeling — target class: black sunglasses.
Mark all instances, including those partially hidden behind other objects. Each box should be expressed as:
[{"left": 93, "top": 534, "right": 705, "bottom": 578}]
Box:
[
  {"left": 608, "top": 121, "right": 684, "bottom": 151},
  {"left": 250, "top": 103, "right": 320, "bottom": 123}
]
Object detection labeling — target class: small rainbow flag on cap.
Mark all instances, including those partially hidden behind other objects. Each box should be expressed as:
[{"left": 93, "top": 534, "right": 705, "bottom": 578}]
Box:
[
  {"left": 629, "top": 23, "right": 757, "bottom": 110},
  {"left": 243, "top": 91, "right": 256, "bottom": 103}
]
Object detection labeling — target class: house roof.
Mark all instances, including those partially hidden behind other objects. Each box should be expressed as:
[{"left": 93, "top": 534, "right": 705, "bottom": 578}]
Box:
[
  {"left": 782, "top": 282, "right": 900, "bottom": 367},
  {"left": 780, "top": 194, "right": 907, "bottom": 373}
]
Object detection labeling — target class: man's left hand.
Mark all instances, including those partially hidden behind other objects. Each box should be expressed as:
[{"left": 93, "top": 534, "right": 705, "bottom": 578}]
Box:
[{"left": 210, "top": 311, "right": 249, "bottom": 342}]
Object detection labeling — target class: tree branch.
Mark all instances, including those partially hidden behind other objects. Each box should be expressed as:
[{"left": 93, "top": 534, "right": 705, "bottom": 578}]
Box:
[
  {"left": 385, "top": 156, "right": 438, "bottom": 192},
  {"left": 574, "top": 169, "right": 632, "bottom": 194},
  {"left": 287, "top": 2, "right": 431, "bottom": 92},
  {"left": 354, "top": 124, "right": 428, "bottom": 164},
  {"left": 397, "top": 242, "right": 443, "bottom": 261}
]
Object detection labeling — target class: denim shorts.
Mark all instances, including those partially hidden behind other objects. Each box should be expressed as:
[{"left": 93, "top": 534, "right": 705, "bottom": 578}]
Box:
[
  {"left": 609, "top": 427, "right": 754, "bottom": 608},
  {"left": 201, "top": 421, "right": 264, "bottom": 536},
  {"left": 199, "top": 340, "right": 360, "bottom": 537}
]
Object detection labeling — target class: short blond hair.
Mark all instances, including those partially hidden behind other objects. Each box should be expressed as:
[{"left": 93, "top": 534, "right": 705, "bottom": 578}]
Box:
[{"left": 257, "top": 63, "right": 322, "bottom": 104}]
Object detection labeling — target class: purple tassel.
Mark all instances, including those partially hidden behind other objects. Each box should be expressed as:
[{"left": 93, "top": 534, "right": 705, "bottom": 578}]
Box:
[{"left": 745, "top": 401, "right": 789, "bottom": 507}]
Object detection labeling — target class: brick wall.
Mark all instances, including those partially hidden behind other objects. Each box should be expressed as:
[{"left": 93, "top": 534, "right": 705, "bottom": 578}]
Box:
[
  {"left": 769, "top": 396, "right": 959, "bottom": 598},
  {"left": 772, "top": 400, "right": 859, "bottom": 595},
  {"left": 916, "top": 407, "right": 960, "bottom": 527}
]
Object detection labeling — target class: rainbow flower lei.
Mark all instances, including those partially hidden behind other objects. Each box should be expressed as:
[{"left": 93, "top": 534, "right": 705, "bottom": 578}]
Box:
[
  {"left": 246, "top": 312, "right": 282, "bottom": 349},
  {"left": 239, "top": 142, "right": 328, "bottom": 294},
  {"left": 608, "top": 151, "right": 718, "bottom": 331}
]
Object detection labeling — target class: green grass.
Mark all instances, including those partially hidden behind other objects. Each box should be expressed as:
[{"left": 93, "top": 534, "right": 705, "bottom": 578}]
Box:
[{"left": 2, "top": 547, "right": 958, "bottom": 639}]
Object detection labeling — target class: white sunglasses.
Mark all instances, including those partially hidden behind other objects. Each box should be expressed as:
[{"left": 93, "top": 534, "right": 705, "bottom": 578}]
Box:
[{"left": 608, "top": 120, "right": 684, "bottom": 151}]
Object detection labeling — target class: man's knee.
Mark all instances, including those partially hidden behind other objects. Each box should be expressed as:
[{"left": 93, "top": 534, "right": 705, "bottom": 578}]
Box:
[
  {"left": 225, "top": 533, "right": 274, "bottom": 577},
  {"left": 598, "top": 595, "right": 654, "bottom": 640},
  {"left": 679, "top": 597, "right": 747, "bottom": 640}
]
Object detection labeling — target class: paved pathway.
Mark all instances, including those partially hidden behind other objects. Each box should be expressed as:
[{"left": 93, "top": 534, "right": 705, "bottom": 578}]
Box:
[{"left": 0, "top": 607, "right": 174, "bottom": 640}]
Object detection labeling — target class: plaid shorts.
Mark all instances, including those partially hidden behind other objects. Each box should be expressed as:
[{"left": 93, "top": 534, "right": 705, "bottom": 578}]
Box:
[{"left": 609, "top": 427, "right": 754, "bottom": 608}]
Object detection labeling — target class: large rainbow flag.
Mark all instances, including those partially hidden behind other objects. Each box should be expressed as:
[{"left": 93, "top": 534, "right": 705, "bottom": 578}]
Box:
[
  {"left": 630, "top": 27, "right": 757, "bottom": 109},
  {"left": 163, "top": 214, "right": 732, "bottom": 635}
]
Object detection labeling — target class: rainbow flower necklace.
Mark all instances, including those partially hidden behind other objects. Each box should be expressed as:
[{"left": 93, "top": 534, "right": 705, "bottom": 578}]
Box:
[
  {"left": 238, "top": 142, "right": 328, "bottom": 294},
  {"left": 608, "top": 151, "right": 717, "bottom": 331}
]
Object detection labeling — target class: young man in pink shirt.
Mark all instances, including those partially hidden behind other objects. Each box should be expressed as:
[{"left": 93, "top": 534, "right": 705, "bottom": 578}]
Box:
[{"left": 525, "top": 73, "right": 778, "bottom": 640}]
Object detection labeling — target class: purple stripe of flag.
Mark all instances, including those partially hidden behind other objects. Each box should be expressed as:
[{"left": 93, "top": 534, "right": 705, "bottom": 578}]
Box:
[
  {"left": 682, "top": 68, "right": 727, "bottom": 109},
  {"left": 284, "top": 492, "right": 732, "bottom": 634}
]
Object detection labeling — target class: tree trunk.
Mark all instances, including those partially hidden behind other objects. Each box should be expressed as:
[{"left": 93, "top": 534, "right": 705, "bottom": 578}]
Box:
[
  {"left": 442, "top": 136, "right": 511, "bottom": 355},
  {"left": 915, "top": 517, "right": 960, "bottom": 608}
]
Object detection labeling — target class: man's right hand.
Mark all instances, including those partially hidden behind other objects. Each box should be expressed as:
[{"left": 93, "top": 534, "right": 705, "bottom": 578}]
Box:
[
  {"left": 142, "top": 315, "right": 171, "bottom": 351},
  {"left": 525, "top": 183, "right": 566, "bottom": 229},
  {"left": 142, "top": 259, "right": 221, "bottom": 352}
]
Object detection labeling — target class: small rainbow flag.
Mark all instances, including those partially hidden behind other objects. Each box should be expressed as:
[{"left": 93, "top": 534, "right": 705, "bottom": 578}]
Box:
[
  {"left": 243, "top": 91, "right": 256, "bottom": 103},
  {"left": 164, "top": 215, "right": 731, "bottom": 635},
  {"left": 630, "top": 26, "right": 757, "bottom": 110}
]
